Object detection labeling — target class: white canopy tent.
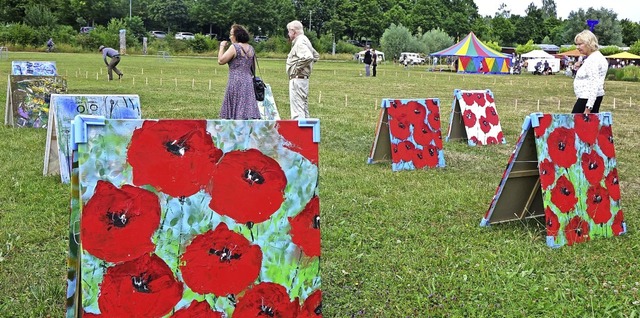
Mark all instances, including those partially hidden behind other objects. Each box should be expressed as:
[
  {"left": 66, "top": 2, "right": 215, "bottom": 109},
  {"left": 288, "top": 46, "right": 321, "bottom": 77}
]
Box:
[
  {"left": 521, "top": 50, "right": 555, "bottom": 59},
  {"left": 355, "top": 50, "right": 385, "bottom": 62}
]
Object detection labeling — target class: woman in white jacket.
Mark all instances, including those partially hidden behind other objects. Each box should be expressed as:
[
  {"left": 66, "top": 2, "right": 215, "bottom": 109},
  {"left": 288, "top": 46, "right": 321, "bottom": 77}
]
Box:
[{"left": 571, "top": 30, "right": 609, "bottom": 114}]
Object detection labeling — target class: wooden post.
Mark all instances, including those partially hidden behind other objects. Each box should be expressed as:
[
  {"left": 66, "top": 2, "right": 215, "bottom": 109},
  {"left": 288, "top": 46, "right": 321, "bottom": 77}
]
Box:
[
  {"left": 141, "top": 68, "right": 144, "bottom": 75},
  {"left": 374, "top": 99, "right": 378, "bottom": 109},
  {"left": 557, "top": 99, "right": 561, "bottom": 110},
  {"left": 630, "top": 97, "right": 632, "bottom": 107},
  {"left": 613, "top": 97, "right": 616, "bottom": 109},
  {"left": 209, "top": 80, "right": 212, "bottom": 90},
  {"left": 192, "top": 79, "right": 195, "bottom": 89},
  {"left": 133, "top": 77, "right": 135, "bottom": 86},
  {"left": 175, "top": 78, "right": 178, "bottom": 87},
  {"left": 318, "top": 91, "right": 322, "bottom": 104},
  {"left": 537, "top": 100, "right": 540, "bottom": 111},
  {"left": 515, "top": 99, "right": 518, "bottom": 109},
  {"left": 85, "top": 71, "right": 88, "bottom": 78},
  {"left": 146, "top": 77, "right": 148, "bottom": 85},
  {"left": 96, "top": 73, "right": 99, "bottom": 80},
  {"left": 345, "top": 94, "right": 348, "bottom": 107}
]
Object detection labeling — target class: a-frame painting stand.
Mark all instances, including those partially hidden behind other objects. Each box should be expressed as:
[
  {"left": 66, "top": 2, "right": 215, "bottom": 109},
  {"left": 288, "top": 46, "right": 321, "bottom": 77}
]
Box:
[
  {"left": 446, "top": 89, "right": 506, "bottom": 146},
  {"left": 481, "top": 112, "right": 627, "bottom": 248}
]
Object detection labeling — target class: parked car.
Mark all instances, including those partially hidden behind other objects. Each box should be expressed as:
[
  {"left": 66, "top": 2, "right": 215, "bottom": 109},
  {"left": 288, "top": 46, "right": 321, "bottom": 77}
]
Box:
[
  {"left": 175, "top": 32, "right": 195, "bottom": 40},
  {"left": 149, "top": 31, "right": 167, "bottom": 39},
  {"left": 399, "top": 52, "right": 425, "bottom": 65},
  {"left": 80, "top": 26, "right": 94, "bottom": 34},
  {"left": 254, "top": 36, "right": 269, "bottom": 43},
  {"left": 204, "top": 33, "right": 218, "bottom": 39}
]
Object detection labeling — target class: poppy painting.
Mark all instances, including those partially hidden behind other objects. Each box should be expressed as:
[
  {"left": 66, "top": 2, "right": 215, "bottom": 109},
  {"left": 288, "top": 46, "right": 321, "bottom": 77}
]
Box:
[
  {"left": 74, "top": 118, "right": 322, "bottom": 316},
  {"left": 446, "top": 89, "right": 506, "bottom": 146},
  {"left": 6, "top": 75, "right": 67, "bottom": 128}
]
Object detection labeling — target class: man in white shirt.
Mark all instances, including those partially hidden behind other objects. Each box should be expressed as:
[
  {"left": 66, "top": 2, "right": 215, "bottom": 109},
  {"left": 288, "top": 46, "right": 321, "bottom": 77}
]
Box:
[{"left": 286, "top": 20, "right": 320, "bottom": 119}]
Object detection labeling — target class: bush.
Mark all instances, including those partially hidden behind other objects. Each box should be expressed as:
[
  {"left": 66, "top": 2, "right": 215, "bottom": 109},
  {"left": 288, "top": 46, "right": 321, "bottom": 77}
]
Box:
[
  {"left": 606, "top": 66, "right": 640, "bottom": 81},
  {"left": 189, "top": 34, "right": 210, "bottom": 53}
]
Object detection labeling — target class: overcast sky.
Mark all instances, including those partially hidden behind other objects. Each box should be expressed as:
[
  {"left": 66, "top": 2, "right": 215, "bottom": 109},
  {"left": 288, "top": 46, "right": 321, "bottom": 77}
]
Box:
[{"left": 474, "top": 0, "right": 640, "bottom": 22}]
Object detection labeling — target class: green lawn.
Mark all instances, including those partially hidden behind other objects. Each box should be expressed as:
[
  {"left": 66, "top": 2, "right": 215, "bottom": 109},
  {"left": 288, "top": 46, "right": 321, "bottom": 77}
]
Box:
[{"left": 1, "top": 52, "right": 639, "bottom": 317}]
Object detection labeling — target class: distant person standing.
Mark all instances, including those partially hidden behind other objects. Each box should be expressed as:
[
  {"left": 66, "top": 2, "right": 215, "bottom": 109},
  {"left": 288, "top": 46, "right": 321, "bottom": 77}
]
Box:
[
  {"left": 98, "top": 45, "right": 123, "bottom": 81},
  {"left": 46, "top": 38, "right": 54, "bottom": 52},
  {"left": 371, "top": 48, "right": 378, "bottom": 77},
  {"left": 286, "top": 20, "right": 320, "bottom": 120},
  {"left": 363, "top": 47, "right": 372, "bottom": 77},
  {"left": 571, "top": 30, "right": 608, "bottom": 114}
]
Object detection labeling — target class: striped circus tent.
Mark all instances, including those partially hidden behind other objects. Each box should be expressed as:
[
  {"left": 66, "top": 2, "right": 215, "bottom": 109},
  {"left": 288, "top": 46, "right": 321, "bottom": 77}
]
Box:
[{"left": 431, "top": 32, "right": 511, "bottom": 74}]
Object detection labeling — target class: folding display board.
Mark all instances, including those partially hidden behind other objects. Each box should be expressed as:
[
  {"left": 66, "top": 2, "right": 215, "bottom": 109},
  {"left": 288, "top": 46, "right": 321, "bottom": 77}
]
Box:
[
  {"left": 368, "top": 98, "right": 445, "bottom": 171},
  {"left": 446, "top": 89, "right": 506, "bottom": 146},
  {"left": 4, "top": 75, "right": 67, "bottom": 128},
  {"left": 258, "top": 84, "right": 280, "bottom": 120},
  {"left": 70, "top": 117, "right": 322, "bottom": 317},
  {"left": 11, "top": 61, "right": 57, "bottom": 76},
  {"left": 44, "top": 94, "right": 142, "bottom": 183},
  {"left": 481, "top": 112, "right": 626, "bottom": 248}
]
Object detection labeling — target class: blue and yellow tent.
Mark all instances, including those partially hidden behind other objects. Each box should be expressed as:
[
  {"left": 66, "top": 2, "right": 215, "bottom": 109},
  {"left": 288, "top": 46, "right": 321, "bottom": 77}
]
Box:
[{"left": 431, "top": 32, "right": 511, "bottom": 74}]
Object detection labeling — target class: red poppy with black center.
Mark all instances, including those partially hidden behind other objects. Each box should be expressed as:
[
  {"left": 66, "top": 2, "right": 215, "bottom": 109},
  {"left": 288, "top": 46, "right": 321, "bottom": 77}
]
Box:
[
  {"left": 534, "top": 114, "right": 552, "bottom": 138},
  {"left": 564, "top": 216, "right": 590, "bottom": 246},
  {"left": 550, "top": 175, "right": 577, "bottom": 213},
  {"left": 427, "top": 109, "right": 441, "bottom": 131},
  {"left": 497, "top": 131, "right": 504, "bottom": 143},
  {"left": 574, "top": 113, "right": 600, "bottom": 145},
  {"left": 208, "top": 149, "right": 287, "bottom": 224},
  {"left": 180, "top": 222, "right": 262, "bottom": 296},
  {"left": 412, "top": 145, "right": 439, "bottom": 168},
  {"left": 586, "top": 184, "right": 611, "bottom": 224},
  {"left": 233, "top": 282, "right": 299, "bottom": 317},
  {"left": 98, "top": 253, "right": 183, "bottom": 317},
  {"left": 581, "top": 151, "right": 605, "bottom": 186},
  {"left": 394, "top": 141, "right": 415, "bottom": 163},
  {"left": 405, "top": 100, "right": 427, "bottom": 123},
  {"left": 605, "top": 168, "right": 620, "bottom": 201},
  {"left": 486, "top": 92, "right": 494, "bottom": 104},
  {"left": 277, "top": 121, "right": 318, "bottom": 165},
  {"left": 289, "top": 196, "right": 321, "bottom": 257},
  {"left": 426, "top": 99, "right": 439, "bottom": 115},
  {"left": 413, "top": 122, "right": 435, "bottom": 147},
  {"left": 461, "top": 92, "right": 475, "bottom": 105},
  {"left": 486, "top": 136, "right": 498, "bottom": 145},
  {"left": 299, "top": 289, "right": 322, "bottom": 318},
  {"left": 545, "top": 207, "right": 560, "bottom": 237},
  {"left": 470, "top": 136, "right": 480, "bottom": 145},
  {"left": 597, "top": 125, "right": 616, "bottom": 159},
  {"left": 538, "top": 158, "right": 556, "bottom": 189},
  {"left": 612, "top": 211, "right": 625, "bottom": 236},
  {"left": 172, "top": 300, "right": 224, "bottom": 318},
  {"left": 546, "top": 127, "right": 577, "bottom": 168},
  {"left": 126, "top": 120, "right": 222, "bottom": 197},
  {"left": 81, "top": 180, "right": 160, "bottom": 263},
  {"left": 391, "top": 143, "right": 402, "bottom": 163},
  {"left": 479, "top": 116, "right": 492, "bottom": 134},
  {"left": 389, "top": 99, "right": 410, "bottom": 118},
  {"left": 462, "top": 109, "right": 476, "bottom": 128},
  {"left": 474, "top": 93, "right": 486, "bottom": 106},
  {"left": 388, "top": 112, "right": 411, "bottom": 141},
  {"left": 484, "top": 106, "right": 499, "bottom": 125}
]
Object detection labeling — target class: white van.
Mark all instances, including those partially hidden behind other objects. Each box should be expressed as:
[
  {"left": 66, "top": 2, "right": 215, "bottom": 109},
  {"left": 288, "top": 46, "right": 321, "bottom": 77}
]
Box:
[{"left": 399, "top": 52, "right": 425, "bottom": 65}]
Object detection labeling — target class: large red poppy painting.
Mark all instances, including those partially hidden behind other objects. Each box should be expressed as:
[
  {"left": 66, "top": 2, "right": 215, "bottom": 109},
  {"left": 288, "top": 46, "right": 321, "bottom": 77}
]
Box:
[
  {"left": 368, "top": 98, "right": 445, "bottom": 171},
  {"left": 74, "top": 117, "right": 321, "bottom": 317},
  {"left": 446, "top": 89, "right": 506, "bottom": 146}
]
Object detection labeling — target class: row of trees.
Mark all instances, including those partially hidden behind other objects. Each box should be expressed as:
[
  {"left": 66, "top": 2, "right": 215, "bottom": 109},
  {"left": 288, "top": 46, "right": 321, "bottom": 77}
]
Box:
[{"left": 1, "top": 0, "right": 640, "bottom": 55}]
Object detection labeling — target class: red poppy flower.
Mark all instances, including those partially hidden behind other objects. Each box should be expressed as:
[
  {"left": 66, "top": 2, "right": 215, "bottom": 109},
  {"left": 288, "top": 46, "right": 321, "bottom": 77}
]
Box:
[
  {"left": 461, "top": 92, "right": 475, "bottom": 106},
  {"left": 470, "top": 136, "right": 480, "bottom": 145},
  {"left": 486, "top": 92, "right": 494, "bottom": 104},
  {"left": 405, "top": 100, "right": 427, "bottom": 123},
  {"left": 388, "top": 112, "right": 411, "bottom": 141},
  {"left": 534, "top": 114, "right": 552, "bottom": 138},
  {"left": 597, "top": 125, "right": 616, "bottom": 159},
  {"left": 605, "top": 168, "right": 620, "bottom": 201},
  {"left": 545, "top": 207, "right": 560, "bottom": 237},
  {"left": 585, "top": 184, "right": 611, "bottom": 224},
  {"left": 479, "top": 116, "right": 491, "bottom": 134},
  {"left": 486, "top": 136, "right": 498, "bottom": 145},
  {"left": 550, "top": 175, "right": 577, "bottom": 213},
  {"left": 412, "top": 145, "right": 439, "bottom": 169},
  {"left": 434, "top": 132, "right": 443, "bottom": 149},
  {"left": 127, "top": 120, "right": 222, "bottom": 197},
  {"left": 426, "top": 99, "right": 439, "bottom": 115},
  {"left": 289, "top": 196, "right": 321, "bottom": 257},
  {"left": 180, "top": 222, "right": 262, "bottom": 296},
  {"left": 81, "top": 180, "right": 160, "bottom": 263},
  {"left": 393, "top": 141, "right": 415, "bottom": 163},
  {"left": 574, "top": 113, "right": 600, "bottom": 145},
  {"left": 172, "top": 300, "right": 224, "bottom": 318},
  {"left": 98, "top": 253, "right": 183, "bottom": 317},
  {"left": 391, "top": 143, "right": 402, "bottom": 163},
  {"left": 462, "top": 109, "right": 476, "bottom": 128},
  {"left": 581, "top": 151, "right": 605, "bottom": 186},
  {"left": 612, "top": 211, "right": 625, "bottom": 236},
  {"left": 538, "top": 158, "right": 556, "bottom": 189},
  {"left": 277, "top": 121, "right": 318, "bottom": 165},
  {"left": 82, "top": 313, "right": 101, "bottom": 318},
  {"left": 233, "top": 282, "right": 299, "bottom": 317},
  {"left": 209, "top": 149, "right": 287, "bottom": 224},
  {"left": 299, "top": 289, "right": 322, "bottom": 318},
  {"left": 497, "top": 131, "right": 504, "bottom": 143},
  {"left": 546, "top": 127, "right": 577, "bottom": 168},
  {"left": 389, "top": 99, "right": 409, "bottom": 117},
  {"left": 413, "top": 122, "right": 435, "bottom": 147},
  {"left": 564, "top": 216, "right": 590, "bottom": 246},
  {"left": 474, "top": 93, "right": 486, "bottom": 106},
  {"left": 427, "top": 109, "right": 441, "bottom": 131},
  {"left": 484, "top": 106, "right": 499, "bottom": 125}
]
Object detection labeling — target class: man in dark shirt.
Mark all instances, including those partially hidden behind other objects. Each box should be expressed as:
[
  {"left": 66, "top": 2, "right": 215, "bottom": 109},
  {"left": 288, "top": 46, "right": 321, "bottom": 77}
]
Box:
[
  {"left": 99, "top": 45, "right": 123, "bottom": 80},
  {"left": 363, "top": 47, "right": 372, "bottom": 77}
]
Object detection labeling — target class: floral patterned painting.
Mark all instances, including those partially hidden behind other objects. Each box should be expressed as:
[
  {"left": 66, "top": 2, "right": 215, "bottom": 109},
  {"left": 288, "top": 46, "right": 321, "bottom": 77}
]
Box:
[
  {"left": 7, "top": 75, "right": 67, "bottom": 128},
  {"left": 11, "top": 61, "right": 57, "bottom": 76},
  {"left": 385, "top": 98, "right": 446, "bottom": 171},
  {"left": 447, "top": 89, "right": 506, "bottom": 146},
  {"left": 74, "top": 118, "right": 321, "bottom": 317},
  {"left": 532, "top": 113, "right": 625, "bottom": 247},
  {"left": 258, "top": 84, "right": 280, "bottom": 120}
]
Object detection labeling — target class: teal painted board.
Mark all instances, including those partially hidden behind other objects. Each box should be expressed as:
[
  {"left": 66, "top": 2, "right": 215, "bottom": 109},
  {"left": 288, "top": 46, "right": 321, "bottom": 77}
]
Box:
[{"left": 11, "top": 61, "right": 57, "bottom": 76}]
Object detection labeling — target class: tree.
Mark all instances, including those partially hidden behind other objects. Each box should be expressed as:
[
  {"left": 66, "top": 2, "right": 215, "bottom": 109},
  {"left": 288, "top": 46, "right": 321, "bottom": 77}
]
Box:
[
  {"left": 419, "top": 28, "right": 453, "bottom": 54},
  {"left": 620, "top": 19, "right": 640, "bottom": 46},
  {"left": 380, "top": 23, "right": 415, "bottom": 60},
  {"left": 147, "top": 0, "right": 189, "bottom": 32},
  {"left": 350, "top": 0, "right": 385, "bottom": 42},
  {"left": 188, "top": 0, "right": 229, "bottom": 36},
  {"left": 489, "top": 15, "right": 515, "bottom": 46},
  {"left": 23, "top": 4, "right": 58, "bottom": 28},
  {"left": 541, "top": 0, "right": 557, "bottom": 19},
  {"left": 515, "top": 39, "right": 540, "bottom": 54},
  {"left": 562, "top": 8, "right": 623, "bottom": 46},
  {"left": 440, "top": 0, "right": 479, "bottom": 39}
]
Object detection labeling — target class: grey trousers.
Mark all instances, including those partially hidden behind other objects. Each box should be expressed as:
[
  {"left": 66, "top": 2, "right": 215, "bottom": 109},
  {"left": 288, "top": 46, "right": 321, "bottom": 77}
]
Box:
[{"left": 108, "top": 56, "right": 123, "bottom": 80}]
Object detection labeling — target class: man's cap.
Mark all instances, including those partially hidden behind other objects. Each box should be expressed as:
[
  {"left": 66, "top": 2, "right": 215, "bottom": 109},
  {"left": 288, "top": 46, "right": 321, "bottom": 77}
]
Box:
[{"left": 98, "top": 45, "right": 105, "bottom": 51}]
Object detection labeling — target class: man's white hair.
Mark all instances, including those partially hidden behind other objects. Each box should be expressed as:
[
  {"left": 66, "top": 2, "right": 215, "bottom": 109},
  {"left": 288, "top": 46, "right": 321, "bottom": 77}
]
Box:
[{"left": 287, "top": 20, "right": 304, "bottom": 35}]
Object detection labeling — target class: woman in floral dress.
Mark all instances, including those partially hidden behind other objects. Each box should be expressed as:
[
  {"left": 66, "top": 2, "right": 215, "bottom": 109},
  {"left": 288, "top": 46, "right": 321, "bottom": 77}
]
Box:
[{"left": 218, "top": 24, "right": 260, "bottom": 119}]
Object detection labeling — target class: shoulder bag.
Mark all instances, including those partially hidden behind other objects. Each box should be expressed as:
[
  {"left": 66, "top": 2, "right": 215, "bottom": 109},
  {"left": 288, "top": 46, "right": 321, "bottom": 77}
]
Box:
[{"left": 251, "top": 51, "right": 266, "bottom": 101}]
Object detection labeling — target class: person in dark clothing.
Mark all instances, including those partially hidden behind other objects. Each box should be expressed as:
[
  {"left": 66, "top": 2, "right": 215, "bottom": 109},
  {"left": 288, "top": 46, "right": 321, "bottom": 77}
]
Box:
[
  {"left": 371, "top": 48, "right": 378, "bottom": 77},
  {"left": 363, "top": 47, "right": 372, "bottom": 77},
  {"left": 46, "top": 38, "right": 54, "bottom": 52},
  {"left": 98, "top": 45, "right": 123, "bottom": 80}
]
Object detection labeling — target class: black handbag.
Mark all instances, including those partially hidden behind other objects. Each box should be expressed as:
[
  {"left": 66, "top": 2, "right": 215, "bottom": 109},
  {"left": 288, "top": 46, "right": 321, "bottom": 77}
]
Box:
[{"left": 252, "top": 54, "right": 266, "bottom": 101}]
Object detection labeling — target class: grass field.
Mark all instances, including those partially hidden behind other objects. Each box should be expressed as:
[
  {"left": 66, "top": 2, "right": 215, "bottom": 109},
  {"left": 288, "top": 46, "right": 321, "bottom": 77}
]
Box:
[{"left": 1, "top": 52, "right": 639, "bottom": 317}]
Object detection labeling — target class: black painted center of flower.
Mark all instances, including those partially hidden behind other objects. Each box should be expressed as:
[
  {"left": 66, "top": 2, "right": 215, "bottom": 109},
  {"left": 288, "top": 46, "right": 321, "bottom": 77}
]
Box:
[
  {"left": 608, "top": 135, "right": 614, "bottom": 144},
  {"left": 561, "top": 187, "right": 571, "bottom": 196},
  {"left": 465, "top": 113, "right": 472, "bottom": 119},
  {"left": 558, "top": 141, "right": 566, "bottom": 151},
  {"left": 313, "top": 215, "right": 320, "bottom": 229},
  {"left": 421, "top": 127, "right": 428, "bottom": 134},
  {"left": 491, "top": 109, "right": 497, "bottom": 116},
  {"left": 165, "top": 137, "right": 190, "bottom": 156},
  {"left": 398, "top": 122, "right": 406, "bottom": 129},
  {"left": 131, "top": 273, "right": 151, "bottom": 293},
  {"left": 582, "top": 114, "right": 591, "bottom": 122},
  {"left": 106, "top": 211, "right": 128, "bottom": 228},
  {"left": 482, "top": 120, "right": 489, "bottom": 126},
  {"left": 244, "top": 169, "right": 265, "bottom": 185},
  {"left": 612, "top": 177, "right": 619, "bottom": 185},
  {"left": 588, "top": 162, "right": 598, "bottom": 170},
  {"left": 414, "top": 109, "right": 422, "bottom": 115},
  {"left": 259, "top": 304, "right": 275, "bottom": 316},
  {"left": 315, "top": 303, "right": 322, "bottom": 315},
  {"left": 428, "top": 148, "right": 435, "bottom": 156},
  {"left": 593, "top": 195, "right": 602, "bottom": 203},
  {"left": 575, "top": 227, "right": 583, "bottom": 236},
  {"left": 209, "top": 246, "right": 241, "bottom": 262},
  {"left": 546, "top": 219, "right": 553, "bottom": 228}
]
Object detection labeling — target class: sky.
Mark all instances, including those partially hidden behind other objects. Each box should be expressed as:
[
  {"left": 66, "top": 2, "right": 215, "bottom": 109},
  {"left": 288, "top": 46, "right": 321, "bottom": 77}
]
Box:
[{"left": 474, "top": 0, "right": 640, "bottom": 22}]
